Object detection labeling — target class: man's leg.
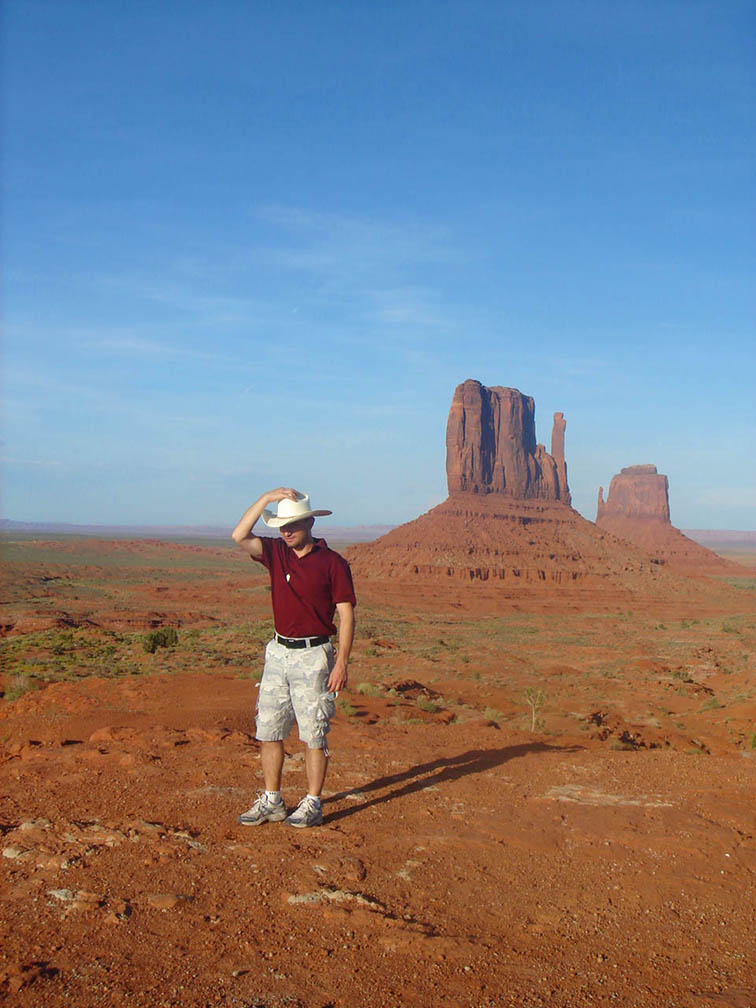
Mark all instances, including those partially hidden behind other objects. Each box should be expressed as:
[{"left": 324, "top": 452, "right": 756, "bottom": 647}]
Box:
[
  {"left": 284, "top": 644, "right": 335, "bottom": 827},
  {"left": 239, "top": 738, "right": 287, "bottom": 825},
  {"left": 239, "top": 641, "right": 292, "bottom": 826},
  {"left": 261, "top": 740, "right": 285, "bottom": 792},
  {"left": 305, "top": 745, "right": 328, "bottom": 797}
]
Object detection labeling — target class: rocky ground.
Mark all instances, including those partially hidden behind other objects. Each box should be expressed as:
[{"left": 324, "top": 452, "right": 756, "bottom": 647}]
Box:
[{"left": 1, "top": 536, "right": 755, "bottom": 1007}]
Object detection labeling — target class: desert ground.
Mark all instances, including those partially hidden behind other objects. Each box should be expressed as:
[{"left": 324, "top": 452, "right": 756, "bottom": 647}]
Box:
[{"left": 1, "top": 533, "right": 755, "bottom": 1007}]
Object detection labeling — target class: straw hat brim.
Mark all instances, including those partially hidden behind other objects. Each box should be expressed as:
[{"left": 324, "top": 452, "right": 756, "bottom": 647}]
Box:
[{"left": 262, "top": 508, "right": 332, "bottom": 528}]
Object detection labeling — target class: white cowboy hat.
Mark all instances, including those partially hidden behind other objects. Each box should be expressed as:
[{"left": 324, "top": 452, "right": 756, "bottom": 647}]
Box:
[{"left": 261, "top": 493, "right": 333, "bottom": 528}]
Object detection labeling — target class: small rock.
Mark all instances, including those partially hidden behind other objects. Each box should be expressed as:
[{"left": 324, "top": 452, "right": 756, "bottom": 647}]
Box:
[
  {"left": 48, "top": 888, "right": 75, "bottom": 902},
  {"left": 3, "top": 846, "right": 30, "bottom": 860},
  {"left": 75, "top": 890, "right": 102, "bottom": 904},
  {"left": 147, "top": 893, "right": 181, "bottom": 910},
  {"left": 35, "top": 854, "right": 70, "bottom": 871},
  {"left": 19, "top": 818, "right": 51, "bottom": 832}
]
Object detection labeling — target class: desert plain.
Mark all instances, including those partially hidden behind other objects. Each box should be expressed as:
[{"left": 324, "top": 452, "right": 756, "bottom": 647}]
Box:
[{"left": 1, "top": 526, "right": 755, "bottom": 1008}]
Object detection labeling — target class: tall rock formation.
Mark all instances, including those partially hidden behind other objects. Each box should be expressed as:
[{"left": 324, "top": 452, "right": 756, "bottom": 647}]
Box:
[
  {"left": 347, "top": 381, "right": 742, "bottom": 591},
  {"left": 551, "top": 411, "right": 571, "bottom": 507},
  {"left": 445, "top": 379, "right": 570, "bottom": 503},
  {"left": 346, "top": 379, "right": 689, "bottom": 596},
  {"left": 597, "top": 465, "right": 670, "bottom": 522},
  {"left": 596, "top": 465, "right": 740, "bottom": 575}
]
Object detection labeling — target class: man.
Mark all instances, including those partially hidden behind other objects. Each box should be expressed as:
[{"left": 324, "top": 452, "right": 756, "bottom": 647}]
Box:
[{"left": 232, "top": 487, "right": 356, "bottom": 828}]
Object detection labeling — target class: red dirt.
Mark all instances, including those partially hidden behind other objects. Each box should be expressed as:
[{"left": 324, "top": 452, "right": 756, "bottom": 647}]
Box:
[{"left": 1, "top": 536, "right": 755, "bottom": 1007}]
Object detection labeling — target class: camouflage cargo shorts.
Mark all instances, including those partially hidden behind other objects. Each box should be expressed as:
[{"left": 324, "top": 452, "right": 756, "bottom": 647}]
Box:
[{"left": 255, "top": 638, "right": 336, "bottom": 749}]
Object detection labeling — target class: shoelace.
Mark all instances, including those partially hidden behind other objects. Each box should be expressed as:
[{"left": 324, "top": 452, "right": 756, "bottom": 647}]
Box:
[{"left": 295, "top": 797, "right": 319, "bottom": 815}]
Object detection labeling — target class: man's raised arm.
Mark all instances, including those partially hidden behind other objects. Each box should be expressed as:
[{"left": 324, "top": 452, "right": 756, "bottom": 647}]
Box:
[{"left": 231, "top": 487, "right": 301, "bottom": 558}]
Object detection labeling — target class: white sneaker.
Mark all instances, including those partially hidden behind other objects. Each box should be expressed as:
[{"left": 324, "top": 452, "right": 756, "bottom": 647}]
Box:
[
  {"left": 284, "top": 796, "right": 323, "bottom": 828},
  {"left": 238, "top": 793, "right": 287, "bottom": 826}
]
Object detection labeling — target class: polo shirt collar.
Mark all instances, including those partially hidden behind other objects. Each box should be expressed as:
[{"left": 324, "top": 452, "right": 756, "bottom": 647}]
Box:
[{"left": 285, "top": 536, "right": 327, "bottom": 557}]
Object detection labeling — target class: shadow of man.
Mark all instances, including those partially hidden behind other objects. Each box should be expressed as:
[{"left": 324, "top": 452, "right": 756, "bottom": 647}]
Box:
[{"left": 325, "top": 742, "right": 581, "bottom": 823}]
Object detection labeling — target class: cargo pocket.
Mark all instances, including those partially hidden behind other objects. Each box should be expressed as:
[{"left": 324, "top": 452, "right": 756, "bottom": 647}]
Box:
[{"left": 312, "top": 690, "right": 337, "bottom": 743}]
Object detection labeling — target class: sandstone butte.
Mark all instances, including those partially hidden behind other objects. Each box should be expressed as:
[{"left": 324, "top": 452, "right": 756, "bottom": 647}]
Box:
[
  {"left": 596, "top": 464, "right": 743, "bottom": 575},
  {"left": 347, "top": 379, "right": 705, "bottom": 596}
]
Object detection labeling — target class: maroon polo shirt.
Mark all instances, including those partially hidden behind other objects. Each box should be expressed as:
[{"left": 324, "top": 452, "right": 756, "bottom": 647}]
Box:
[{"left": 254, "top": 536, "right": 356, "bottom": 638}]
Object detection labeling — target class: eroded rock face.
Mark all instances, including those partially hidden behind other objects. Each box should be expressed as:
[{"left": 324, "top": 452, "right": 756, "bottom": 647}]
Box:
[
  {"left": 597, "top": 465, "right": 670, "bottom": 523},
  {"left": 596, "top": 465, "right": 739, "bottom": 573},
  {"left": 445, "top": 379, "right": 570, "bottom": 502},
  {"left": 551, "top": 412, "right": 571, "bottom": 507}
]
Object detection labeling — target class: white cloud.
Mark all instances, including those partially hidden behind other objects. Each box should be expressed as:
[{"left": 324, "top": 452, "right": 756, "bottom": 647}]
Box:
[
  {"left": 1, "top": 456, "right": 63, "bottom": 468},
  {"left": 255, "top": 204, "right": 455, "bottom": 281},
  {"left": 81, "top": 332, "right": 225, "bottom": 363},
  {"left": 366, "top": 286, "right": 448, "bottom": 327}
]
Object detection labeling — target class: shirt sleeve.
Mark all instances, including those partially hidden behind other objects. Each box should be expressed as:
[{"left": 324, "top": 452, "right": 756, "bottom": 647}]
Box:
[
  {"left": 253, "top": 535, "right": 275, "bottom": 569},
  {"left": 330, "top": 554, "right": 357, "bottom": 606}
]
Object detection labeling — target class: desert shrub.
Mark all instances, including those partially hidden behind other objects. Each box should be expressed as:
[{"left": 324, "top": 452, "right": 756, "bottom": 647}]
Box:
[
  {"left": 524, "top": 687, "right": 546, "bottom": 732},
  {"left": 357, "top": 682, "right": 382, "bottom": 697},
  {"left": 750, "top": 732, "right": 756, "bottom": 750},
  {"left": 51, "top": 631, "right": 76, "bottom": 656},
  {"left": 483, "top": 706, "right": 503, "bottom": 723},
  {"left": 336, "top": 698, "right": 357, "bottom": 717},
  {"left": 416, "top": 696, "right": 439, "bottom": 714},
  {"left": 609, "top": 738, "right": 634, "bottom": 751},
  {"left": 4, "top": 674, "right": 37, "bottom": 702},
  {"left": 700, "top": 697, "right": 723, "bottom": 712},
  {"left": 143, "top": 627, "right": 179, "bottom": 653}
]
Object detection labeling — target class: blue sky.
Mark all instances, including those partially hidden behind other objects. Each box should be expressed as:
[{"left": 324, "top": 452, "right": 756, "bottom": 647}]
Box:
[{"left": 2, "top": 0, "right": 754, "bottom": 529}]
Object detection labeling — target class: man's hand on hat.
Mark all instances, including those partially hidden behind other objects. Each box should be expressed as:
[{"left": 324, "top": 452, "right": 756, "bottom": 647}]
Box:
[{"left": 265, "top": 487, "right": 302, "bottom": 504}]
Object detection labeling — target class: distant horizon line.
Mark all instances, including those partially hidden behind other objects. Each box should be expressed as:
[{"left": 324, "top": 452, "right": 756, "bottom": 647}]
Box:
[
  {"left": 1, "top": 518, "right": 755, "bottom": 542},
  {"left": 0, "top": 518, "right": 397, "bottom": 542}
]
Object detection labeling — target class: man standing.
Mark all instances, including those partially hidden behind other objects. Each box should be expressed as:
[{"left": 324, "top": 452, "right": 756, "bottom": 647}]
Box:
[{"left": 232, "top": 487, "right": 356, "bottom": 828}]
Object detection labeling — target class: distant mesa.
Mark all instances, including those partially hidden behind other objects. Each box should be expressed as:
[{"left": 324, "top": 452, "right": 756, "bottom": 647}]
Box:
[
  {"left": 596, "top": 465, "right": 740, "bottom": 574},
  {"left": 597, "top": 465, "right": 670, "bottom": 523},
  {"left": 347, "top": 379, "right": 675, "bottom": 594},
  {"left": 446, "top": 379, "right": 571, "bottom": 504}
]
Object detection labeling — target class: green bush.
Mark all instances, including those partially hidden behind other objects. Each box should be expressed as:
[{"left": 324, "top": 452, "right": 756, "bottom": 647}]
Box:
[
  {"left": 357, "top": 681, "right": 382, "bottom": 697},
  {"left": 143, "top": 627, "right": 179, "bottom": 653},
  {"left": 416, "top": 696, "right": 439, "bottom": 714},
  {"left": 4, "top": 674, "right": 37, "bottom": 702},
  {"left": 700, "top": 696, "right": 723, "bottom": 712}
]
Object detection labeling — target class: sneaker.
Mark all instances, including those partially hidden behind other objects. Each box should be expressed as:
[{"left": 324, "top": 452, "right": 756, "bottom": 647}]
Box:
[
  {"left": 284, "top": 796, "right": 323, "bottom": 828},
  {"left": 238, "top": 793, "right": 287, "bottom": 826}
]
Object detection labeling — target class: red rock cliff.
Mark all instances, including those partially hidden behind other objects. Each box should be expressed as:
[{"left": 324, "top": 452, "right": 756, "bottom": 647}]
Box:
[
  {"left": 445, "top": 379, "right": 570, "bottom": 502},
  {"left": 597, "top": 465, "right": 670, "bottom": 523},
  {"left": 596, "top": 464, "right": 741, "bottom": 574}
]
